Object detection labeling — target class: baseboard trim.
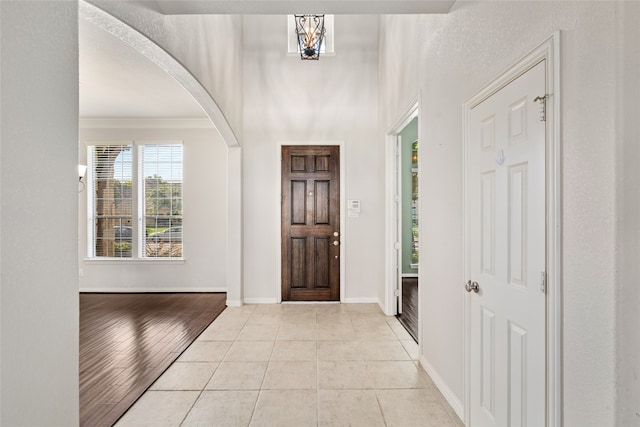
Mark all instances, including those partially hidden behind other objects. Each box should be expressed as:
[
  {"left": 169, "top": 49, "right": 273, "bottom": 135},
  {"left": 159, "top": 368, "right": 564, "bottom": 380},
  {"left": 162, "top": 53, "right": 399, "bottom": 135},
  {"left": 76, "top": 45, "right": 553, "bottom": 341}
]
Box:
[
  {"left": 243, "top": 298, "right": 279, "bottom": 304},
  {"left": 419, "top": 355, "right": 464, "bottom": 421},
  {"left": 238, "top": 297, "right": 383, "bottom": 306},
  {"left": 80, "top": 287, "right": 227, "bottom": 293},
  {"left": 281, "top": 301, "right": 340, "bottom": 304},
  {"left": 342, "top": 297, "right": 379, "bottom": 304},
  {"left": 226, "top": 299, "right": 243, "bottom": 307}
]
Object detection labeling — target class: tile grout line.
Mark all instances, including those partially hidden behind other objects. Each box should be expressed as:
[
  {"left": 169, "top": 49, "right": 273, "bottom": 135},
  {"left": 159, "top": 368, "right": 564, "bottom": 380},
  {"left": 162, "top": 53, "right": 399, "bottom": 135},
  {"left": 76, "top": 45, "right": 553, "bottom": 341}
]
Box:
[
  {"left": 247, "top": 307, "right": 283, "bottom": 426},
  {"left": 315, "top": 309, "right": 320, "bottom": 427},
  {"left": 120, "top": 304, "right": 459, "bottom": 426},
  {"left": 179, "top": 311, "right": 246, "bottom": 426}
]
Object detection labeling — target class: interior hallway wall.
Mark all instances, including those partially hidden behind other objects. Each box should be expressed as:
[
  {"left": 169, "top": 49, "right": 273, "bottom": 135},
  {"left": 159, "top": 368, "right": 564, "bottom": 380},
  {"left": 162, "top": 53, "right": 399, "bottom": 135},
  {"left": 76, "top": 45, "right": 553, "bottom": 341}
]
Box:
[
  {"left": 242, "top": 15, "right": 383, "bottom": 303},
  {"left": 0, "top": 2, "right": 79, "bottom": 425},
  {"left": 379, "top": 2, "right": 631, "bottom": 425}
]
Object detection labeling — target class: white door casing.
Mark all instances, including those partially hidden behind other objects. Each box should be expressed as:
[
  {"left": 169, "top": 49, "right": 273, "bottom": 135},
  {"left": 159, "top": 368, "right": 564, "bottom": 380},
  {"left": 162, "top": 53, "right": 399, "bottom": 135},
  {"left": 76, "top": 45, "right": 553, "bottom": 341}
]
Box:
[
  {"left": 466, "top": 60, "right": 547, "bottom": 427},
  {"left": 396, "top": 136, "right": 403, "bottom": 314},
  {"left": 385, "top": 97, "right": 420, "bottom": 317}
]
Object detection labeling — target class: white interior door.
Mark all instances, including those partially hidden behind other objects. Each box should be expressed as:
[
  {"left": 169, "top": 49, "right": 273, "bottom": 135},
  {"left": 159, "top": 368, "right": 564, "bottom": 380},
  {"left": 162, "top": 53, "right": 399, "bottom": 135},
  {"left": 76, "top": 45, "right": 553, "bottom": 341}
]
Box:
[{"left": 467, "top": 60, "right": 546, "bottom": 427}]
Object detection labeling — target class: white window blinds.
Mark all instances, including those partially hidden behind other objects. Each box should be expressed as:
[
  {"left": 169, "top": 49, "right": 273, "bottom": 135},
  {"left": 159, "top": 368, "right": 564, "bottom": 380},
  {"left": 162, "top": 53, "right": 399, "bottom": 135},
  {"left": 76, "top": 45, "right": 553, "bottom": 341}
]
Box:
[
  {"left": 87, "top": 144, "right": 134, "bottom": 258},
  {"left": 139, "top": 144, "right": 183, "bottom": 259},
  {"left": 87, "top": 142, "right": 184, "bottom": 259}
]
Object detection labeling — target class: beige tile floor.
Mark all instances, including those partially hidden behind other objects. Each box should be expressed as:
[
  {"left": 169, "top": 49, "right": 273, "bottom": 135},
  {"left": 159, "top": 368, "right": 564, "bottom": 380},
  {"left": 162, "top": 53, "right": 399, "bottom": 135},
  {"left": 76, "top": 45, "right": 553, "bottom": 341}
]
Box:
[{"left": 115, "top": 303, "right": 463, "bottom": 427}]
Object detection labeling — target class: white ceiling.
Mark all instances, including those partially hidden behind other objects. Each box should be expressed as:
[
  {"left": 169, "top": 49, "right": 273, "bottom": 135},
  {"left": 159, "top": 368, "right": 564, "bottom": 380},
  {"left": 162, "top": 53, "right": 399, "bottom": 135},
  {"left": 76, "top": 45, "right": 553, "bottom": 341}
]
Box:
[
  {"left": 79, "top": 17, "right": 207, "bottom": 119},
  {"left": 145, "top": 0, "right": 455, "bottom": 15},
  {"left": 79, "top": 0, "right": 455, "bottom": 119}
]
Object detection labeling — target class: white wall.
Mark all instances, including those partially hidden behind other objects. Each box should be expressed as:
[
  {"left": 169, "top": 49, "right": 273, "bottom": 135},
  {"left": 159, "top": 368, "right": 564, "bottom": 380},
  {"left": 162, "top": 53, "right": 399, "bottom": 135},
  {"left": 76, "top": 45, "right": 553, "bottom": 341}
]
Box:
[
  {"left": 89, "top": 1, "right": 244, "bottom": 141},
  {"left": 616, "top": 2, "right": 640, "bottom": 426},
  {"left": 379, "top": 2, "right": 630, "bottom": 425},
  {"left": 79, "top": 122, "right": 228, "bottom": 292},
  {"left": 0, "top": 2, "right": 79, "bottom": 425},
  {"left": 242, "top": 15, "right": 383, "bottom": 303}
]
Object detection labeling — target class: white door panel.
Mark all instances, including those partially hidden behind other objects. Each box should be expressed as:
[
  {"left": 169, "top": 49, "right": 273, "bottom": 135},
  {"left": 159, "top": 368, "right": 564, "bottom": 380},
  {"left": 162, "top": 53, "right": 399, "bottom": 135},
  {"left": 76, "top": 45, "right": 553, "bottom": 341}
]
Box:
[{"left": 468, "top": 60, "right": 546, "bottom": 427}]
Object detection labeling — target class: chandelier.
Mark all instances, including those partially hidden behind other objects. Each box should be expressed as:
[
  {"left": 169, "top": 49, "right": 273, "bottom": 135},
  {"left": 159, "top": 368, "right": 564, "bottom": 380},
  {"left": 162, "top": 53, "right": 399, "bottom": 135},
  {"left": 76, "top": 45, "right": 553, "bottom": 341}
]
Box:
[{"left": 294, "top": 15, "right": 326, "bottom": 60}]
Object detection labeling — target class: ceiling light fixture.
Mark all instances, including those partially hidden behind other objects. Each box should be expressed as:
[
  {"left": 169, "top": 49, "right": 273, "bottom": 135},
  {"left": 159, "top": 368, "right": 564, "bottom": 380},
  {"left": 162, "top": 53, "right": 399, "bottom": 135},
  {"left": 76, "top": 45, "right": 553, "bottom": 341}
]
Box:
[{"left": 294, "top": 15, "right": 326, "bottom": 60}]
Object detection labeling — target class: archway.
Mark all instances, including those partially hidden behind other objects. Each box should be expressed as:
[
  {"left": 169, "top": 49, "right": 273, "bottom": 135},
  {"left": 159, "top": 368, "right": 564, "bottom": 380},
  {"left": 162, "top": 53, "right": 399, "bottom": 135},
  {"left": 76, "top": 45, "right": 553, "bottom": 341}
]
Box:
[{"left": 79, "top": 0, "right": 243, "bottom": 305}]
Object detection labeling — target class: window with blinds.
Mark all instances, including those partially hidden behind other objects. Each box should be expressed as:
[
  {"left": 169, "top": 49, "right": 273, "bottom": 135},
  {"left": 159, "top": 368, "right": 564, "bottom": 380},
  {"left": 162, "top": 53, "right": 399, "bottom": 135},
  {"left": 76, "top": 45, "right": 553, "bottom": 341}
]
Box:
[
  {"left": 87, "top": 142, "right": 184, "bottom": 260},
  {"left": 87, "top": 144, "right": 134, "bottom": 258},
  {"left": 139, "top": 144, "right": 183, "bottom": 258}
]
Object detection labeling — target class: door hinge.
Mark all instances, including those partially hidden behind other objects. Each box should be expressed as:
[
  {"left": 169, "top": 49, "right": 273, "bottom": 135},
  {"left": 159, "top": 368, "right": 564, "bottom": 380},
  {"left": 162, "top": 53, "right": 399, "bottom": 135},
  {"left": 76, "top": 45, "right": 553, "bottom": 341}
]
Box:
[
  {"left": 540, "top": 271, "right": 547, "bottom": 294},
  {"left": 394, "top": 289, "right": 400, "bottom": 297},
  {"left": 394, "top": 242, "right": 400, "bottom": 250},
  {"left": 533, "top": 94, "right": 548, "bottom": 122}
]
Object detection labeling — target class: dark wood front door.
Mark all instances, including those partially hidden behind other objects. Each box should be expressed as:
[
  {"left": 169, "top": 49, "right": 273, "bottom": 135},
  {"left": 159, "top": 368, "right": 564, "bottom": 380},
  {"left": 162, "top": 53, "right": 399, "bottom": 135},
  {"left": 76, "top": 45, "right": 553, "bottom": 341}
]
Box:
[{"left": 281, "top": 145, "right": 340, "bottom": 301}]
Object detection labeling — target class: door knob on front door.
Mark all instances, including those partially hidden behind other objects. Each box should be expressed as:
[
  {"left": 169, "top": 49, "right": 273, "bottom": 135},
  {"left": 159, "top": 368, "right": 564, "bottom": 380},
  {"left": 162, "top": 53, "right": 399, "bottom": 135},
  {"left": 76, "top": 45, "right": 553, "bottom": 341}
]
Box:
[
  {"left": 332, "top": 240, "right": 340, "bottom": 246},
  {"left": 465, "top": 280, "right": 480, "bottom": 293}
]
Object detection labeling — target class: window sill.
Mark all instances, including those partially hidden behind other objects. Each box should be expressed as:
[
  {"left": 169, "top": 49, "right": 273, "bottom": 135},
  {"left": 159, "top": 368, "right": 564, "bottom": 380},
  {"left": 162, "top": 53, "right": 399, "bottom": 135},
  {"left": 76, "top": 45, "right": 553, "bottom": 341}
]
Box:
[{"left": 83, "top": 258, "right": 186, "bottom": 265}]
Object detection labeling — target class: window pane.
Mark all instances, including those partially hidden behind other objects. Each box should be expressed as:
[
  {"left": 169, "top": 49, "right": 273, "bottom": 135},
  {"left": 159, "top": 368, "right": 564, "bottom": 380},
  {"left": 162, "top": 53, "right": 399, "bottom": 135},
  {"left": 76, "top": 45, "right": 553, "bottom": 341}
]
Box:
[
  {"left": 95, "top": 218, "right": 133, "bottom": 257},
  {"left": 89, "top": 145, "right": 133, "bottom": 258},
  {"left": 141, "top": 144, "right": 183, "bottom": 258}
]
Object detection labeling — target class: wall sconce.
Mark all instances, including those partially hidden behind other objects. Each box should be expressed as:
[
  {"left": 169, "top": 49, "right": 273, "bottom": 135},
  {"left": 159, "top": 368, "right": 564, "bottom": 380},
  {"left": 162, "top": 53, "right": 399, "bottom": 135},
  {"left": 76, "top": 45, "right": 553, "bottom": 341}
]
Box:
[
  {"left": 294, "top": 15, "right": 326, "bottom": 60},
  {"left": 78, "top": 164, "right": 87, "bottom": 192}
]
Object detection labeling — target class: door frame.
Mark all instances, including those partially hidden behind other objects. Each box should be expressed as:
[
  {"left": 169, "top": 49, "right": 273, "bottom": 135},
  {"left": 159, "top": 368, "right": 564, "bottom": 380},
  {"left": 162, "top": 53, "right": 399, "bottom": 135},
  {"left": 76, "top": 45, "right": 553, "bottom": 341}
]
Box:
[
  {"left": 277, "top": 141, "right": 346, "bottom": 303},
  {"left": 385, "top": 95, "right": 421, "bottom": 322},
  {"left": 462, "top": 32, "right": 561, "bottom": 427}
]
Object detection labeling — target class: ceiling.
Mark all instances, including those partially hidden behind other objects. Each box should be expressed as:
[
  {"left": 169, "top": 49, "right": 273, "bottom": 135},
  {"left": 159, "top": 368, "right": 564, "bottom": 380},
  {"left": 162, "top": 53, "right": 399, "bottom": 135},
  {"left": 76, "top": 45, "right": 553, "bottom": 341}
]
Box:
[
  {"left": 79, "top": 17, "right": 207, "bottom": 119},
  {"left": 79, "top": 0, "right": 455, "bottom": 119},
  {"left": 144, "top": 0, "right": 455, "bottom": 15}
]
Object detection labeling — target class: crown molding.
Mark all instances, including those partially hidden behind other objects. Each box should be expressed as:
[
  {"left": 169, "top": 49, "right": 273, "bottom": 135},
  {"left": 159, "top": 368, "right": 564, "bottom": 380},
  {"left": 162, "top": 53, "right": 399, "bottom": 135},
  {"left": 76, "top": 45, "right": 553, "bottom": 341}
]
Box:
[{"left": 79, "top": 118, "right": 215, "bottom": 129}]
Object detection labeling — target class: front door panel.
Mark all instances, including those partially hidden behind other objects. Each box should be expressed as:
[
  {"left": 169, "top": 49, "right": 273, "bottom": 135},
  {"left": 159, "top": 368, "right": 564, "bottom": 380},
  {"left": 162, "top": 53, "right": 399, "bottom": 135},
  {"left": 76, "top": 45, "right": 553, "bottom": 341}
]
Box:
[{"left": 282, "top": 146, "right": 340, "bottom": 301}]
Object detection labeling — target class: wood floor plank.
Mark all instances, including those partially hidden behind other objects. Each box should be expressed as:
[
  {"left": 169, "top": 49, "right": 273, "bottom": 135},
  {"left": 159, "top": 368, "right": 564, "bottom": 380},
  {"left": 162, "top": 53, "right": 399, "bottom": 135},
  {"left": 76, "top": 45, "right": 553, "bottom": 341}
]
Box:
[
  {"left": 79, "top": 293, "right": 226, "bottom": 427},
  {"left": 397, "top": 278, "right": 418, "bottom": 342}
]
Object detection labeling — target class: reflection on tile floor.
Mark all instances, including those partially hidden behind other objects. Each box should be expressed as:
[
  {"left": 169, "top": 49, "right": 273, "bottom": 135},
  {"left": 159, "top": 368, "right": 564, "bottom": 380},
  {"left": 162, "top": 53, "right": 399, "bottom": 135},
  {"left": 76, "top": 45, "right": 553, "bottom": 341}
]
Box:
[{"left": 115, "top": 303, "right": 463, "bottom": 427}]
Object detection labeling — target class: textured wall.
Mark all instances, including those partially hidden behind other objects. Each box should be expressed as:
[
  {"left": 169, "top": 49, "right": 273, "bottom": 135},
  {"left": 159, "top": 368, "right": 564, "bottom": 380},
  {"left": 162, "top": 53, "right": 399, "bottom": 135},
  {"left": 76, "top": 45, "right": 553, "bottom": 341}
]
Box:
[
  {"left": 0, "top": 2, "right": 79, "bottom": 424},
  {"left": 616, "top": 2, "right": 640, "bottom": 426},
  {"left": 379, "top": 2, "right": 626, "bottom": 425},
  {"left": 242, "top": 15, "right": 382, "bottom": 302}
]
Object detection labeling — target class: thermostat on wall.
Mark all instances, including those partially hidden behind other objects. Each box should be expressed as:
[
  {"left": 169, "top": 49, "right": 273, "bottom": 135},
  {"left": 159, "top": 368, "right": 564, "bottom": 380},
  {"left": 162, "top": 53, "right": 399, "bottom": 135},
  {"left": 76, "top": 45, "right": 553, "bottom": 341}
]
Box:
[{"left": 348, "top": 200, "right": 361, "bottom": 218}]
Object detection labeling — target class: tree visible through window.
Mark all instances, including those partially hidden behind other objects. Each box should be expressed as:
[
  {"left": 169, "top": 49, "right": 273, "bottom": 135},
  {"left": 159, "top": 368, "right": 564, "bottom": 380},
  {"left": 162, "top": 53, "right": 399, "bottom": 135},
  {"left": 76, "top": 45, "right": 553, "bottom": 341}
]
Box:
[
  {"left": 87, "top": 143, "right": 183, "bottom": 259},
  {"left": 140, "top": 144, "right": 183, "bottom": 258}
]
